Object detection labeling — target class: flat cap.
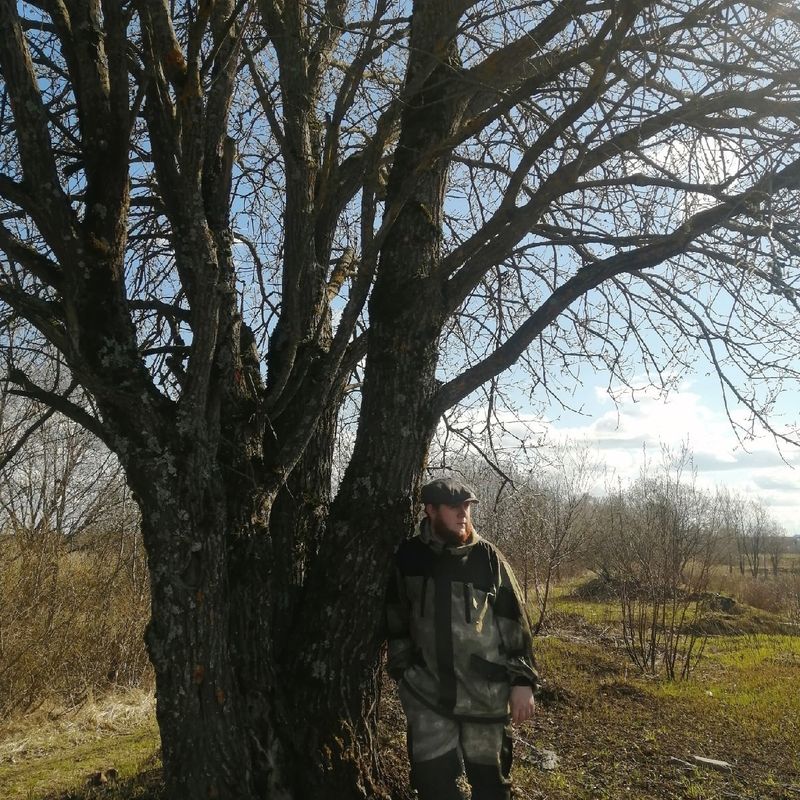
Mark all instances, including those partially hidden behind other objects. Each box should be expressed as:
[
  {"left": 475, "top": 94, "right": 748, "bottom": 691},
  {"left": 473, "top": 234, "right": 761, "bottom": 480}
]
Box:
[{"left": 420, "top": 477, "right": 479, "bottom": 506}]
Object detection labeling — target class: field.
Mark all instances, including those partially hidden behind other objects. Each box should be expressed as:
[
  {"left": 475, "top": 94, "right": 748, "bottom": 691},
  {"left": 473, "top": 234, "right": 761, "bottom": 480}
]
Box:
[
  {"left": 2, "top": 585, "right": 799, "bottom": 800},
  {"left": 514, "top": 620, "right": 800, "bottom": 798}
]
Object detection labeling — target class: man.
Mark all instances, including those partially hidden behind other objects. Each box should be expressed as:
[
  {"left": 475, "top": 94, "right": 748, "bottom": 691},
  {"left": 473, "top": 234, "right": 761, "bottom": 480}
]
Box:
[{"left": 385, "top": 476, "right": 539, "bottom": 800}]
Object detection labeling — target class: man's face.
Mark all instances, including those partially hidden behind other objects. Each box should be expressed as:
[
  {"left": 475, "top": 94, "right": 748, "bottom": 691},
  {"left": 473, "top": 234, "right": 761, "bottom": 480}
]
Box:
[{"left": 427, "top": 500, "right": 475, "bottom": 545}]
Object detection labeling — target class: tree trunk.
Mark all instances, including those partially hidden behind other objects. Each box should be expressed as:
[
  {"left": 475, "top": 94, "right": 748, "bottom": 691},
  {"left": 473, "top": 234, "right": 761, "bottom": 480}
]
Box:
[
  {"left": 138, "top": 474, "right": 258, "bottom": 799},
  {"left": 136, "top": 465, "right": 296, "bottom": 799},
  {"left": 270, "top": 329, "right": 441, "bottom": 797},
  {"left": 131, "top": 408, "right": 408, "bottom": 799},
  {"left": 262, "top": 18, "right": 471, "bottom": 795}
]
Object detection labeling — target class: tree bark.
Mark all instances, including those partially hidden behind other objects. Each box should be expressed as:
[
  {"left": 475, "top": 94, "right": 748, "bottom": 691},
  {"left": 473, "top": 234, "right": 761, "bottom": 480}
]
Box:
[{"left": 136, "top": 465, "right": 258, "bottom": 799}]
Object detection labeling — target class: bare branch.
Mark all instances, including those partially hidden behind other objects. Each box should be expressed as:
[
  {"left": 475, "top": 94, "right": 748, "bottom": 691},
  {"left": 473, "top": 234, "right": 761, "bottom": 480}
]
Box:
[{"left": 435, "top": 155, "right": 800, "bottom": 414}]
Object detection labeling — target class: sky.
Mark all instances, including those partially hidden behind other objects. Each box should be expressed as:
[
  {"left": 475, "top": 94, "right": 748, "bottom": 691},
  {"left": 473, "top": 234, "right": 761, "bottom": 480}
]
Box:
[{"left": 529, "top": 372, "right": 800, "bottom": 536}]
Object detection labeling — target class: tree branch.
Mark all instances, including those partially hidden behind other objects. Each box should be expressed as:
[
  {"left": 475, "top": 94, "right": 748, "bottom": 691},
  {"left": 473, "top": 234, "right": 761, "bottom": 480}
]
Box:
[
  {"left": 441, "top": 85, "right": 797, "bottom": 311},
  {"left": 0, "top": 0, "right": 75, "bottom": 252},
  {"left": 0, "top": 378, "right": 79, "bottom": 471},
  {"left": 4, "top": 368, "right": 107, "bottom": 443},
  {"left": 0, "top": 223, "right": 63, "bottom": 289},
  {"left": 434, "top": 154, "right": 800, "bottom": 414}
]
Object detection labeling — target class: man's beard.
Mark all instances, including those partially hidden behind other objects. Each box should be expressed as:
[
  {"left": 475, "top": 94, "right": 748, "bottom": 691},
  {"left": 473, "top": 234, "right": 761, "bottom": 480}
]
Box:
[{"left": 432, "top": 515, "right": 474, "bottom": 545}]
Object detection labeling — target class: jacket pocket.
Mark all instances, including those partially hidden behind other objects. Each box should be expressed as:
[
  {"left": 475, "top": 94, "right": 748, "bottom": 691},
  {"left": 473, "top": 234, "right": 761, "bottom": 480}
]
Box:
[{"left": 469, "top": 653, "right": 508, "bottom": 683}]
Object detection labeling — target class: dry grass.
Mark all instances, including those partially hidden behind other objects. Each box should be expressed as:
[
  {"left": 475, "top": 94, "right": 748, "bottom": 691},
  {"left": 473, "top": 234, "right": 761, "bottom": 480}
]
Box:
[
  {"left": 708, "top": 569, "right": 800, "bottom": 620},
  {"left": 0, "top": 530, "right": 152, "bottom": 717},
  {"left": 0, "top": 690, "right": 159, "bottom": 800},
  {"left": 0, "top": 688, "right": 156, "bottom": 756},
  {"left": 0, "top": 527, "right": 156, "bottom": 800}
]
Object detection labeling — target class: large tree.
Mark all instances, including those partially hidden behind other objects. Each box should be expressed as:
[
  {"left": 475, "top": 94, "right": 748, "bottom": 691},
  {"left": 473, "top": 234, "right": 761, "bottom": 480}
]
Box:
[{"left": 1, "top": 1, "right": 799, "bottom": 797}]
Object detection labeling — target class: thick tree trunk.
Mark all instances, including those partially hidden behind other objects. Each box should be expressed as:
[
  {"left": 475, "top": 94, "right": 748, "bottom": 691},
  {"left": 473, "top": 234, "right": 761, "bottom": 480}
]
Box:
[
  {"left": 263, "top": 19, "right": 469, "bottom": 796},
  {"left": 136, "top": 475, "right": 295, "bottom": 798},
  {"left": 138, "top": 475, "right": 257, "bottom": 799},
  {"left": 138, "top": 485, "right": 407, "bottom": 799},
  {"left": 132, "top": 414, "right": 388, "bottom": 800},
  {"left": 275, "top": 492, "right": 423, "bottom": 800},
  {"left": 270, "top": 346, "right": 441, "bottom": 798}
]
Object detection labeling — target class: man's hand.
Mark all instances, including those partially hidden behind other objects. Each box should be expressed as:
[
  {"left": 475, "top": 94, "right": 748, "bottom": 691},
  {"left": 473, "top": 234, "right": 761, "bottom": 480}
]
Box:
[{"left": 510, "top": 685, "right": 536, "bottom": 725}]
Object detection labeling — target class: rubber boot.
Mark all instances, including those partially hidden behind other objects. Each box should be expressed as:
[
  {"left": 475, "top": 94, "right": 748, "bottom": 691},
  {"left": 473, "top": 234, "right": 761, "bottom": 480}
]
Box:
[{"left": 410, "top": 748, "right": 463, "bottom": 800}]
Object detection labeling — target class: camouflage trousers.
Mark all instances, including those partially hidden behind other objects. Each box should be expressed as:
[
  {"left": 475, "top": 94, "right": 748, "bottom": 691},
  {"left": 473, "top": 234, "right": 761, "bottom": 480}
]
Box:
[{"left": 399, "top": 682, "right": 512, "bottom": 800}]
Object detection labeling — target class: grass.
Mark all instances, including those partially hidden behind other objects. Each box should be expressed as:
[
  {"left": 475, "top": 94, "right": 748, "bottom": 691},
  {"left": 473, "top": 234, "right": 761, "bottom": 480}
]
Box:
[
  {"left": 516, "top": 632, "right": 800, "bottom": 799},
  {"left": 513, "top": 590, "right": 800, "bottom": 800},
  {"left": 3, "top": 586, "right": 799, "bottom": 800},
  {"left": 0, "top": 690, "right": 160, "bottom": 800}
]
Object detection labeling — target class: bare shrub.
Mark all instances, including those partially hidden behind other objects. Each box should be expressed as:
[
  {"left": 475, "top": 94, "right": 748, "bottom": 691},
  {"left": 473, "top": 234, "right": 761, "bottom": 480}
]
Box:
[
  {"left": 603, "top": 444, "right": 720, "bottom": 680},
  {"left": 0, "top": 516, "right": 151, "bottom": 716},
  {"left": 0, "top": 390, "right": 151, "bottom": 716},
  {"left": 514, "top": 442, "right": 600, "bottom": 633},
  {"left": 739, "top": 579, "right": 788, "bottom": 616},
  {"left": 780, "top": 575, "right": 800, "bottom": 627},
  {"left": 462, "top": 441, "right": 600, "bottom": 632}
]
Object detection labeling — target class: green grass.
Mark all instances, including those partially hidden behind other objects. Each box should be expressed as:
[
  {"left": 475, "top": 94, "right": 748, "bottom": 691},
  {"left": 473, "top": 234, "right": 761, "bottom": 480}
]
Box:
[
  {"left": 0, "top": 691, "right": 160, "bottom": 800},
  {"left": 519, "top": 597, "right": 800, "bottom": 800},
  {"left": 650, "top": 634, "right": 800, "bottom": 741},
  {"left": 0, "top": 729, "right": 161, "bottom": 800},
  {"left": 549, "top": 596, "right": 624, "bottom": 624}
]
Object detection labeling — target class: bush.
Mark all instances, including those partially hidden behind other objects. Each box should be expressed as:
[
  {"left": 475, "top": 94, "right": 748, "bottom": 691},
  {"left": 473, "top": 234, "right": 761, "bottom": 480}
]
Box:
[
  {"left": 777, "top": 574, "right": 800, "bottom": 626},
  {"left": 572, "top": 575, "right": 625, "bottom": 602},
  {"left": 708, "top": 572, "right": 789, "bottom": 615},
  {"left": 0, "top": 526, "right": 151, "bottom": 717}
]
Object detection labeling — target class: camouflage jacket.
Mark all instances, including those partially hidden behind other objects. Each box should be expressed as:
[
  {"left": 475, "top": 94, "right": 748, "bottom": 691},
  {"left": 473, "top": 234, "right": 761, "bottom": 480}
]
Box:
[{"left": 386, "top": 519, "right": 539, "bottom": 722}]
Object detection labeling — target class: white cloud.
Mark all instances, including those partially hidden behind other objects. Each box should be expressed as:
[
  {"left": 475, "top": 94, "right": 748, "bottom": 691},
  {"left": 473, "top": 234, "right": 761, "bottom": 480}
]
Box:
[
  {"left": 540, "top": 382, "right": 800, "bottom": 534},
  {"left": 442, "top": 374, "right": 800, "bottom": 533}
]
